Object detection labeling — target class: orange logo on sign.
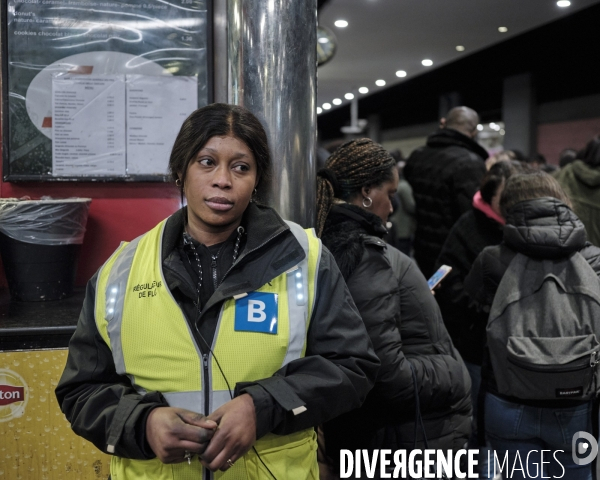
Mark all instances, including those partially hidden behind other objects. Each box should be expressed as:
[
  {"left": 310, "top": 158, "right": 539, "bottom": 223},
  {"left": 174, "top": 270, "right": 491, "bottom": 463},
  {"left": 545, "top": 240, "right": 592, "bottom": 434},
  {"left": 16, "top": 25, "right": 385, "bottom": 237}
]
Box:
[{"left": 0, "top": 369, "right": 29, "bottom": 423}]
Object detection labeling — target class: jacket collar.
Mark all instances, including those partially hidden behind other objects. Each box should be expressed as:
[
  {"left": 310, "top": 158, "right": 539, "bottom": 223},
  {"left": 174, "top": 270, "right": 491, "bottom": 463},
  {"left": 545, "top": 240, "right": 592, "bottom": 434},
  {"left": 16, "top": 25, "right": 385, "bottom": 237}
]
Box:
[
  {"left": 161, "top": 203, "right": 304, "bottom": 315},
  {"left": 472, "top": 190, "right": 505, "bottom": 225},
  {"left": 326, "top": 203, "right": 388, "bottom": 238},
  {"left": 503, "top": 197, "right": 587, "bottom": 258},
  {"left": 161, "top": 202, "right": 289, "bottom": 262},
  {"left": 426, "top": 128, "right": 489, "bottom": 160}
]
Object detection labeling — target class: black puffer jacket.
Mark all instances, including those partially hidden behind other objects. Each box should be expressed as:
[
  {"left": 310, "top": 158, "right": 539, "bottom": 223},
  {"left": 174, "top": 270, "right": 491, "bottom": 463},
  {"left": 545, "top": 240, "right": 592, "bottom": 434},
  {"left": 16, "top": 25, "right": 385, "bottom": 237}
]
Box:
[
  {"left": 465, "top": 197, "right": 600, "bottom": 400},
  {"left": 322, "top": 204, "right": 472, "bottom": 464},
  {"left": 435, "top": 208, "right": 504, "bottom": 365},
  {"left": 404, "top": 129, "right": 488, "bottom": 277}
]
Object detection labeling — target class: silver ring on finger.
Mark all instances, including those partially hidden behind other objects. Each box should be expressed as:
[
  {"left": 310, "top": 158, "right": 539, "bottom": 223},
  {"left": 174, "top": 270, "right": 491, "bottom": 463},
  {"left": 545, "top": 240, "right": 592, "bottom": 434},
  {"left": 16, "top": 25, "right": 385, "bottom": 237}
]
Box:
[
  {"left": 227, "top": 458, "right": 235, "bottom": 469},
  {"left": 184, "top": 451, "right": 192, "bottom": 465}
]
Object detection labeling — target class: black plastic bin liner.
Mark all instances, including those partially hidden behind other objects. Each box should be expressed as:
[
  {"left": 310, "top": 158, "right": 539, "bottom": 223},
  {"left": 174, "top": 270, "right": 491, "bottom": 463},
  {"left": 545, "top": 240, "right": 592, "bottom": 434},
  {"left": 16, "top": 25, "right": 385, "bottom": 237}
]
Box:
[{"left": 0, "top": 198, "right": 91, "bottom": 301}]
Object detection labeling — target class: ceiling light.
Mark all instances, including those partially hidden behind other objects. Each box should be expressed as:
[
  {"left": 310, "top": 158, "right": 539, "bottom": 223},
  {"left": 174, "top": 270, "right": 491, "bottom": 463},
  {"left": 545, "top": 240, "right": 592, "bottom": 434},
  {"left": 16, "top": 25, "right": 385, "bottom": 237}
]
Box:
[
  {"left": 334, "top": 20, "right": 348, "bottom": 28},
  {"left": 323, "top": 103, "right": 332, "bottom": 110},
  {"left": 317, "top": 107, "right": 322, "bottom": 114},
  {"left": 375, "top": 79, "right": 386, "bottom": 87},
  {"left": 557, "top": 0, "right": 571, "bottom": 6},
  {"left": 318, "top": 37, "right": 328, "bottom": 44},
  {"left": 396, "top": 70, "right": 407, "bottom": 78},
  {"left": 344, "top": 93, "right": 354, "bottom": 100},
  {"left": 358, "top": 87, "right": 369, "bottom": 94},
  {"left": 421, "top": 59, "right": 433, "bottom": 67},
  {"left": 498, "top": 26, "right": 508, "bottom": 33},
  {"left": 500, "top": 129, "right": 506, "bottom": 135},
  {"left": 477, "top": 124, "right": 483, "bottom": 131},
  {"left": 332, "top": 98, "right": 342, "bottom": 105},
  {"left": 456, "top": 45, "right": 465, "bottom": 52}
]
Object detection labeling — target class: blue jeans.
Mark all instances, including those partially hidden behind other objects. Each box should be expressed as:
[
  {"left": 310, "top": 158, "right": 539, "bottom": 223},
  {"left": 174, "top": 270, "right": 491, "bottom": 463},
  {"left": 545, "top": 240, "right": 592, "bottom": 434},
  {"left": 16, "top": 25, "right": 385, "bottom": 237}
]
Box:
[
  {"left": 465, "top": 361, "right": 482, "bottom": 420},
  {"left": 465, "top": 362, "right": 494, "bottom": 479},
  {"left": 485, "top": 393, "right": 593, "bottom": 480}
]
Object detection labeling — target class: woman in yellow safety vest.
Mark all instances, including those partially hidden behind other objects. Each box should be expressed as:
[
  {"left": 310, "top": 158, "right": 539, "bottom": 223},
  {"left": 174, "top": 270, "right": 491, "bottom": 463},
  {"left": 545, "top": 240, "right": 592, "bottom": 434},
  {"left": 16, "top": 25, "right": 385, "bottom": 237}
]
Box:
[{"left": 56, "top": 103, "right": 379, "bottom": 480}]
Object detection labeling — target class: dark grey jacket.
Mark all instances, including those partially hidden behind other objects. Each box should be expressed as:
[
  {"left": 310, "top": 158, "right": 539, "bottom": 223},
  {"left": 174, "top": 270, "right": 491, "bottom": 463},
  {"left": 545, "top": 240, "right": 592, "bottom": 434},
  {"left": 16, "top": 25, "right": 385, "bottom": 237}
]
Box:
[
  {"left": 55, "top": 204, "right": 380, "bottom": 460},
  {"left": 465, "top": 197, "right": 600, "bottom": 401},
  {"left": 435, "top": 207, "right": 504, "bottom": 365},
  {"left": 322, "top": 204, "right": 471, "bottom": 461},
  {"left": 404, "top": 128, "right": 488, "bottom": 277}
]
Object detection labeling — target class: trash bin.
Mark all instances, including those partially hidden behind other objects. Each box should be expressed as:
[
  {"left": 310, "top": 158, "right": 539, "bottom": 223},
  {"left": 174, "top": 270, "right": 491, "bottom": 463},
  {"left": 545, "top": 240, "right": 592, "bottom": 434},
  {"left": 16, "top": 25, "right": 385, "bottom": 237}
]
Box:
[{"left": 0, "top": 198, "right": 92, "bottom": 301}]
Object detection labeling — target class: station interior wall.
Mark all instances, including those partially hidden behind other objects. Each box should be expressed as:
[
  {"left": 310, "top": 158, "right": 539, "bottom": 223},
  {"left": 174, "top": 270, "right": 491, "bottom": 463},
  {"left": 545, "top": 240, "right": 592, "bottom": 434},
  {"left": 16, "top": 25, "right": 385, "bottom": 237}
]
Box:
[
  {"left": 379, "top": 115, "right": 600, "bottom": 165},
  {"left": 376, "top": 93, "right": 600, "bottom": 163},
  {"left": 2, "top": 92, "right": 599, "bottom": 289}
]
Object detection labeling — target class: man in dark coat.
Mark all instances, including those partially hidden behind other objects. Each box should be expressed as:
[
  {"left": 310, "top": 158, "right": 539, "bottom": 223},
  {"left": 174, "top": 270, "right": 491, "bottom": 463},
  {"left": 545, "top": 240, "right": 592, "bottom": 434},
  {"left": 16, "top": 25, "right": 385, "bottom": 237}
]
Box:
[{"left": 404, "top": 106, "right": 488, "bottom": 277}]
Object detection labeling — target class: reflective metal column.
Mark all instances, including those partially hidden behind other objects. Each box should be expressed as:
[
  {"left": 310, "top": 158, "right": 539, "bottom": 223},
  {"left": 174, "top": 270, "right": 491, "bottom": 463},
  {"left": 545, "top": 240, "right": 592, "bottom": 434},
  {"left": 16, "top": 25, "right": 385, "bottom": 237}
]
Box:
[{"left": 226, "top": 0, "right": 317, "bottom": 227}]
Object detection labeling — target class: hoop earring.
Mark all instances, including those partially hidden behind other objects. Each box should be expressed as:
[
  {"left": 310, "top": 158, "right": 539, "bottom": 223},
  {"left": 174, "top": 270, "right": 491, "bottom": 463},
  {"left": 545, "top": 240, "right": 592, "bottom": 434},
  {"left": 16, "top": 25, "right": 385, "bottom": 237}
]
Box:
[
  {"left": 362, "top": 196, "right": 373, "bottom": 208},
  {"left": 175, "top": 179, "right": 182, "bottom": 187},
  {"left": 250, "top": 188, "right": 257, "bottom": 203}
]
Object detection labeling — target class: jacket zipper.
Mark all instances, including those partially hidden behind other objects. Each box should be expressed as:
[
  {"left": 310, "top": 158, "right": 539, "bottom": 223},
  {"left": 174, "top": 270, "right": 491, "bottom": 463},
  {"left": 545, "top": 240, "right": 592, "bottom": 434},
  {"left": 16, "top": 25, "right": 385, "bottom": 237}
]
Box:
[
  {"left": 507, "top": 354, "right": 594, "bottom": 373},
  {"left": 196, "top": 226, "right": 287, "bottom": 480},
  {"left": 211, "top": 255, "right": 218, "bottom": 290},
  {"left": 202, "top": 352, "right": 210, "bottom": 480},
  {"left": 202, "top": 353, "right": 210, "bottom": 414}
]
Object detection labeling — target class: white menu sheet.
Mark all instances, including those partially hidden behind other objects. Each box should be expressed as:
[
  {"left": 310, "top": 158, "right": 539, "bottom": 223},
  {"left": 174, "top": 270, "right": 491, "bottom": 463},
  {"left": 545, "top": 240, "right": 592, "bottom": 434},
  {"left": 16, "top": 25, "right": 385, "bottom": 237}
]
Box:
[
  {"left": 52, "top": 74, "right": 126, "bottom": 176},
  {"left": 126, "top": 75, "right": 198, "bottom": 175}
]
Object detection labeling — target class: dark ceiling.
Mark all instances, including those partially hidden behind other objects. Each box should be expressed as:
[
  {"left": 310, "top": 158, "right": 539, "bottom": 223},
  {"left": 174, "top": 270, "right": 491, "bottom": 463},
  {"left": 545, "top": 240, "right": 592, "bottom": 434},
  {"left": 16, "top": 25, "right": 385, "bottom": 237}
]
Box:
[{"left": 317, "top": 2, "right": 600, "bottom": 141}]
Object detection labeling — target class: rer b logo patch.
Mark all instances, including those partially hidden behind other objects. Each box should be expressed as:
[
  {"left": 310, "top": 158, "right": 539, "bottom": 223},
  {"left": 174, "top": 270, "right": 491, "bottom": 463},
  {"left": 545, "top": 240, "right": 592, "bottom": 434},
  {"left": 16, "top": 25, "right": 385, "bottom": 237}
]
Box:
[{"left": 235, "top": 292, "right": 278, "bottom": 334}]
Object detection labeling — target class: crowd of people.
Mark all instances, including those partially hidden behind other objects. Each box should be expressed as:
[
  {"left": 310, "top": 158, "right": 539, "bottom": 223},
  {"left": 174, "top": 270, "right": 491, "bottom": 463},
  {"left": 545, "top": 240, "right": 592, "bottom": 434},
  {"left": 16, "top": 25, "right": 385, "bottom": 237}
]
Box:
[
  {"left": 55, "top": 103, "right": 600, "bottom": 480},
  {"left": 387, "top": 106, "right": 600, "bottom": 479}
]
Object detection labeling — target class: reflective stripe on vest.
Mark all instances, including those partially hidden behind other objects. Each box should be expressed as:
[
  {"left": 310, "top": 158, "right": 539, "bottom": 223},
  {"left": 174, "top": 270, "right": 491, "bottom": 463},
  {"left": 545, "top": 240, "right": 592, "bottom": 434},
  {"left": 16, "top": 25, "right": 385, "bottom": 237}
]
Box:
[{"left": 95, "top": 219, "right": 321, "bottom": 480}]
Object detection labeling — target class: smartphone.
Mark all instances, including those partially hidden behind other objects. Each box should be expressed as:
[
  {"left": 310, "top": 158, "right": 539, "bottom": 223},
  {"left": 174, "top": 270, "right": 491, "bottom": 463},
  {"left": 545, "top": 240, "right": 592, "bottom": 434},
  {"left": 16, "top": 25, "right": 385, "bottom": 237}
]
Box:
[{"left": 427, "top": 265, "right": 452, "bottom": 290}]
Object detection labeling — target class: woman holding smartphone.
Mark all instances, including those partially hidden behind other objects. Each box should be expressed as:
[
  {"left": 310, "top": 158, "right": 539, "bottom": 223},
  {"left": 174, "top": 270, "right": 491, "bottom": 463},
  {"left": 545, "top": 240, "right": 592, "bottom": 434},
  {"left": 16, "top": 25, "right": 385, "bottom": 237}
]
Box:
[{"left": 316, "top": 138, "right": 472, "bottom": 477}]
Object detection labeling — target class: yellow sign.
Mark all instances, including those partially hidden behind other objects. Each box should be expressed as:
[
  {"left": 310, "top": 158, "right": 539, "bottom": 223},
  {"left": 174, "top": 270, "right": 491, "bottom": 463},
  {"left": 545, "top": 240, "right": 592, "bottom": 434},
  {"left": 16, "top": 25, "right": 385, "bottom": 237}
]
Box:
[{"left": 0, "top": 349, "right": 110, "bottom": 479}]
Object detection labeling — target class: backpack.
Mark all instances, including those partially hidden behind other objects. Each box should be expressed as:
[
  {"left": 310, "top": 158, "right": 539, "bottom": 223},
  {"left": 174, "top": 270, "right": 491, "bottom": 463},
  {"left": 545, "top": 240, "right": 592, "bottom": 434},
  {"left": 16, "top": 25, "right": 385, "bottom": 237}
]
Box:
[{"left": 487, "top": 251, "right": 600, "bottom": 401}]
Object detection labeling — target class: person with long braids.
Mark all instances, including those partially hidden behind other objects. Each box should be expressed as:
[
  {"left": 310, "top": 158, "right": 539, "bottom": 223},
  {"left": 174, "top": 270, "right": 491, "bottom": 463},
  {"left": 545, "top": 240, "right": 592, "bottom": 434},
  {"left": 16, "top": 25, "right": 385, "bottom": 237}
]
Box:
[
  {"left": 317, "top": 138, "right": 472, "bottom": 476},
  {"left": 55, "top": 104, "right": 379, "bottom": 480}
]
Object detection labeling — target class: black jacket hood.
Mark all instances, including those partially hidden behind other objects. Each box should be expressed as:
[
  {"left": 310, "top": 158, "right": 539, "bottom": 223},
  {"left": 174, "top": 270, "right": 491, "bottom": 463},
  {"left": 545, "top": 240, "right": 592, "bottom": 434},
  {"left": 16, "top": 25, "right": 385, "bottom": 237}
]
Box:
[
  {"left": 321, "top": 203, "right": 387, "bottom": 280},
  {"left": 504, "top": 197, "right": 587, "bottom": 258},
  {"left": 426, "top": 128, "right": 489, "bottom": 161}
]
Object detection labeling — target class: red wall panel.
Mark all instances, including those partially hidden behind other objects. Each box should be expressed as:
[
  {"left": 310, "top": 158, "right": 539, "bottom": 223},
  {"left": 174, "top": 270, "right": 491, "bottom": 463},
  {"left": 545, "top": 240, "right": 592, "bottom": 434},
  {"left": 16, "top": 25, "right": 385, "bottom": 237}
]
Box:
[
  {"left": 0, "top": 136, "right": 181, "bottom": 287},
  {"left": 537, "top": 117, "right": 600, "bottom": 165}
]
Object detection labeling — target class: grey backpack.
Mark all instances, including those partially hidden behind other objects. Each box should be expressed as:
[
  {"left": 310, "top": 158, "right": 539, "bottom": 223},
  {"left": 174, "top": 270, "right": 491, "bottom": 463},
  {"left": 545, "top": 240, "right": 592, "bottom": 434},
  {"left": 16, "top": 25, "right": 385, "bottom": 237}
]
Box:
[{"left": 487, "top": 251, "right": 600, "bottom": 401}]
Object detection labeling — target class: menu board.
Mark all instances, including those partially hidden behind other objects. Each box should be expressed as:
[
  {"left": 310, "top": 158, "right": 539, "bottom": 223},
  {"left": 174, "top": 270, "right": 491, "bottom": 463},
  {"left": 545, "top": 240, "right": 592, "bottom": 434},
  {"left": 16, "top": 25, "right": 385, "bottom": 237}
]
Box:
[
  {"left": 126, "top": 75, "right": 198, "bottom": 175},
  {"left": 52, "top": 74, "right": 127, "bottom": 176},
  {"left": 1, "top": 0, "right": 210, "bottom": 180}
]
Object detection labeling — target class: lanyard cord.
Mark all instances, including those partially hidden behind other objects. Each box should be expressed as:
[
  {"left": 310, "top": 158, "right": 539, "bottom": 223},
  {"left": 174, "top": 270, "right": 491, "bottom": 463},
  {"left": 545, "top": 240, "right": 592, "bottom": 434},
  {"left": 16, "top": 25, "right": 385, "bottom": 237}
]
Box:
[
  {"left": 182, "top": 226, "right": 278, "bottom": 479},
  {"left": 183, "top": 226, "right": 245, "bottom": 309}
]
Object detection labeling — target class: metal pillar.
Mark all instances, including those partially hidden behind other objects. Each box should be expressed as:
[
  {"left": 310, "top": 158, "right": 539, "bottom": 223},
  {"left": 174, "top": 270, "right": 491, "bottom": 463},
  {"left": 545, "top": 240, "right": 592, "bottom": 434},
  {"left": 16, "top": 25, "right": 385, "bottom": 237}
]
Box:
[
  {"left": 503, "top": 73, "right": 537, "bottom": 157},
  {"left": 224, "top": 0, "right": 317, "bottom": 228}
]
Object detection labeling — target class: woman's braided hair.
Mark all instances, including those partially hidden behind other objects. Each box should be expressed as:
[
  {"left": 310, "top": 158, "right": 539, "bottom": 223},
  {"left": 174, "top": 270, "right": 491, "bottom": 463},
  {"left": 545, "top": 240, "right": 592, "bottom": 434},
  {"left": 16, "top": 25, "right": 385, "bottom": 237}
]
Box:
[{"left": 316, "top": 138, "right": 396, "bottom": 236}]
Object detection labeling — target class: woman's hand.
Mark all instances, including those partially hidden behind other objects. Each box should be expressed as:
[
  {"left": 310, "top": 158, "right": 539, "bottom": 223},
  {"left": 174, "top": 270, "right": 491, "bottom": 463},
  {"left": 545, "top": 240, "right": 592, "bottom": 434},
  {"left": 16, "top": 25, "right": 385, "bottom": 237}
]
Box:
[
  {"left": 200, "top": 394, "right": 257, "bottom": 471},
  {"left": 146, "top": 407, "right": 217, "bottom": 463}
]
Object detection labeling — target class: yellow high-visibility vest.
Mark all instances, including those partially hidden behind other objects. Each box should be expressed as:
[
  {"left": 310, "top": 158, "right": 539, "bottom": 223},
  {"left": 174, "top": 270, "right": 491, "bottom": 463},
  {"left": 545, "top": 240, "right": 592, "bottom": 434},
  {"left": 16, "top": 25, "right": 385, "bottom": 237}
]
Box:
[{"left": 95, "top": 218, "right": 322, "bottom": 480}]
